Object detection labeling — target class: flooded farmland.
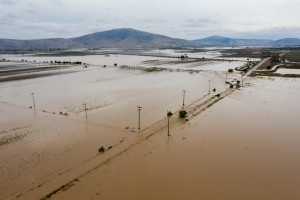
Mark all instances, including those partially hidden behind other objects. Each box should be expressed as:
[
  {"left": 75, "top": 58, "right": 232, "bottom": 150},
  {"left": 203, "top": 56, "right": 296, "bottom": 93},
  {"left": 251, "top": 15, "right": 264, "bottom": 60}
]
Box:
[{"left": 0, "top": 51, "right": 299, "bottom": 200}]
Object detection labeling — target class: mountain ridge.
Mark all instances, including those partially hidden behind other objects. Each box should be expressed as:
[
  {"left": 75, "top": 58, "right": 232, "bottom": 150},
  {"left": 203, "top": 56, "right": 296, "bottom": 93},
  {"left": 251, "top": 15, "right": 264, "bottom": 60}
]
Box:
[
  {"left": 0, "top": 28, "right": 299, "bottom": 50},
  {"left": 195, "top": 35, "right": 300, "bottom": 46}
]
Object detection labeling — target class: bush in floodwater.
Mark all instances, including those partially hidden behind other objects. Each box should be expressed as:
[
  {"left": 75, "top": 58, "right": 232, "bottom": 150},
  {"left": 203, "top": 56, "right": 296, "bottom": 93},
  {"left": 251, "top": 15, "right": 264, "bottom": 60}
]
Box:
[
  {"left": 59, "top": 112, "right": 68, "bottom": 116},
  {"left": 99, "top": 146, "right": 105, "bottom": 153},
  {"left": 228, "top": 69, "right": 234, "bottom": 72},
  {"left": 267, "top": 66, "right": 272, "bottom": 70},
  {"left": 230, "top": 84, "right": 234, "bottom": 88},
  {"left": 179, "top": 110, "right": 187, "bottom": 118}
]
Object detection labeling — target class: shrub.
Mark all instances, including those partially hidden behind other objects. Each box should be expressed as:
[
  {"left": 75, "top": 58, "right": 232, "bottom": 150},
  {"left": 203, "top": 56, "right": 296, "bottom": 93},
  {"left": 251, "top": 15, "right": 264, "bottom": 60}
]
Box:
[
  {"left": 228, "top": 69, "right": 234, "bottom": 72},
  {"left": 98, "top": 146, "right": 105, "bottom": 153},
  {"left": 230, "top": 84, "right": 234, "bottom": 88},
  {"left": 267, "top": 66, "right": 272, "bottom": 70},
  {"left": 179, "top": 110, "right": 187, "bottom": 118}
]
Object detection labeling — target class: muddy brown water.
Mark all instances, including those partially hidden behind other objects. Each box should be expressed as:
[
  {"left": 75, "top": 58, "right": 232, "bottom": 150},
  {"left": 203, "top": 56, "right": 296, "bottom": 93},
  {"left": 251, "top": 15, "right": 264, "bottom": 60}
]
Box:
[
  {"left": 1, "top": 56, "right": 299, "bottom": 200},
  {"left": 0, "top": 60, "right": 240, "bottom": 199},
  {"left": 48, "top": 77, "right": 300, "bottom": 200}
]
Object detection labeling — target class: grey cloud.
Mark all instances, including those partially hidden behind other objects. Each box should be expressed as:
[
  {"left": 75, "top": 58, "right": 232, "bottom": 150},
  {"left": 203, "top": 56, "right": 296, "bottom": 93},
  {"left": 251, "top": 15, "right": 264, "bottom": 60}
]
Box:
[
  {"left": 140, "top": 19, "right": 166, "bottom": 24},
  {"left": 235, "top": 26, "right": 300, "bottom": 40},
  {"left": 49, "top": 0, "right": 63, "bottom": 6},
  {"left": 0, "top": 0, "right": 299, "bottom": 40},
  {"left": 0, "top": 0, "right": 19, "bottom": 5},
  {"left": 183, "top": 18, "right": 216, "bottom": 28}
]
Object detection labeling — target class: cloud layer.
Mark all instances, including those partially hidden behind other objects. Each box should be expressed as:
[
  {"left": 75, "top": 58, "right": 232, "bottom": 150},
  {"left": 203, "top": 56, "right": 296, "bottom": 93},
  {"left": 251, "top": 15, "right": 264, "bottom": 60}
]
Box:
[{"left": 0, "top": 0, "right": 299, "bottom": 40}]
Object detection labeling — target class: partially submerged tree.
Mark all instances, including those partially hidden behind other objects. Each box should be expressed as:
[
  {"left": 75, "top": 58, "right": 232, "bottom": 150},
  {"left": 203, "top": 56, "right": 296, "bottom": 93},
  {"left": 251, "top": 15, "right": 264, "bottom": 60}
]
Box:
[{"left": 179, "top": 110, "right": 187, "bottom": 118}]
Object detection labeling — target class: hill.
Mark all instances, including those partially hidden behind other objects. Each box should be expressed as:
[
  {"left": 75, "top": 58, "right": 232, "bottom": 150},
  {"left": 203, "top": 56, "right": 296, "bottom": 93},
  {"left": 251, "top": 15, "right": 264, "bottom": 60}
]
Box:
[
  {"left": 195, "top": 35, "right": 273, "bottom": 46},
  {"left": 272, "top": 38, "right": 300, "bottom": 46},
  {"left": 1, "top": 29, "right": 299, "bottom": 50},
  {"left": 0, "top": 38, "right": 84, "bottom": 50},
  {"left": 71, "top": 28, "right": 199, "bottom": 48},
  {"left": 0, "top": 28, "right": 200, "bottom": 50}
]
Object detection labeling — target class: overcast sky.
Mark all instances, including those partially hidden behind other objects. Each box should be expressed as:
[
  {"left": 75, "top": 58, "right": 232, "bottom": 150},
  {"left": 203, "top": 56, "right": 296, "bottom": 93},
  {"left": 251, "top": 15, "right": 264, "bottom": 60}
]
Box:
[{"left": 0, "top": 0, "right": 299, "bottom": 40}]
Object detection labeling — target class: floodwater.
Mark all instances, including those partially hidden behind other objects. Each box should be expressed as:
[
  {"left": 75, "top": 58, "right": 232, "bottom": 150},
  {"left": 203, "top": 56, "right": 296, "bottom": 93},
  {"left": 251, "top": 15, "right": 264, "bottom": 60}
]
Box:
[
  {"left": 1, "top": 52, "right": 299, "bottom": 200},
  {"left": 50, "top": 77, "right": 300, "bottom": 200},
  {"left": 1, "top": 52, "right": 246, "bottom": 72},
  {"left": 276, "top": 68, "right": 300, "bottom": 75},
  {"left": 0, "top": 57, "right": 238, "bottom": 199}
]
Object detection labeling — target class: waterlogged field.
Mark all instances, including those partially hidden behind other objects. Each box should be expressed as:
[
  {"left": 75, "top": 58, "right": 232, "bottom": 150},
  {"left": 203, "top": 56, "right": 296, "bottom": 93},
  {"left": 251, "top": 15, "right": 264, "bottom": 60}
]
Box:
[
  {"left": 51, "top": 78, "right": 300, "bottom": 200},
  {"left": 1, "top": 48, "right": 248, "bottom": 72},
  {"left": 0, "top": 51, "right": 299, "bottom": 200}
]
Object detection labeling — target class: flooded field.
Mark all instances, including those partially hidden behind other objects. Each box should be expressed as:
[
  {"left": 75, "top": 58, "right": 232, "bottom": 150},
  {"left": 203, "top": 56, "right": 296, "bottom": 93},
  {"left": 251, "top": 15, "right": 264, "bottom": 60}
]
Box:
[
  {"left": 0, "top": 51, "right": 299, "bottom": 200},
  {"left": 276, "top": 68, "right": 300, "bottom": 75},
  {"left": 0, "top": 48, "right": 248, "bottom": 72},
  {"left": 48, "top": 77, "right": 300, "bottom": 200}
]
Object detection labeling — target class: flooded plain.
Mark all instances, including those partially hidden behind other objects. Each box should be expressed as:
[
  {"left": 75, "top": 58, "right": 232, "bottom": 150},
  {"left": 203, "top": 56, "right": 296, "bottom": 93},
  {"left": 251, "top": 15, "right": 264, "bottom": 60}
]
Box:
[
  {"left": 50, "top": 77, "right": 300, "bottom": 200},
  {"left": 0, "top": 51, "right": 299, "bottom": 200},
  {"left": 1, "top": 49, "right": 247, "bottom": 72}
]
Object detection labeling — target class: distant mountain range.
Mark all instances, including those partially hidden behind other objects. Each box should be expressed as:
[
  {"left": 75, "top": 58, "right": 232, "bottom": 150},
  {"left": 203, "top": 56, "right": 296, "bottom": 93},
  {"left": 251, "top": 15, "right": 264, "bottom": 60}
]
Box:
[
  {"left": 194, "top": 35, "right": 300, "bottom": 47},
  {"left": 0, "top": 28, "right": 299, "bottom": 50}
]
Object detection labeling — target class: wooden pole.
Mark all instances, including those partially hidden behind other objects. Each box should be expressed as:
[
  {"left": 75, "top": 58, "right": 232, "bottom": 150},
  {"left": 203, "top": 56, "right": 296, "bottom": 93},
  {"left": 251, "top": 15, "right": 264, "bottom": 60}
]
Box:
[{"left": 137, "top": 106, "right": 142, "bottom": 130}]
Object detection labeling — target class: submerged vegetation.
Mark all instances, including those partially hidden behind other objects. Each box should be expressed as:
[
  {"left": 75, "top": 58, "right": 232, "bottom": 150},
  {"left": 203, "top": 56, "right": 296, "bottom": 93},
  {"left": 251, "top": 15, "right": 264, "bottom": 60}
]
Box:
[
  {"left": 179, "top": 110, "right": 187, "bottom": 118},
  {"left": 98, "top": 146, "right": 105, "bottom": 153}
]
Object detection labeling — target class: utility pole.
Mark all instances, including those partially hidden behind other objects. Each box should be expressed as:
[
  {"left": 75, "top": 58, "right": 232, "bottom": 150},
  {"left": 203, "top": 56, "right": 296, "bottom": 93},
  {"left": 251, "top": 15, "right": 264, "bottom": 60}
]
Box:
[
  {"left": 208, "top": 80, "right": 211, "bottom": 93},
  {"left": 137, "top": 106, "right": 142, "bottom": 130},
  {"left": 31, "top": 93, "right": 36, "bottom": 110},
  {"left": 167, "top": 111, "right": 173, "bottom": 136},
  {"left": 241, "top": 74, "right": 244, "bottom": 86},
  {"left": 83, "top": 103, "right": 87, "bottom": 118},
  {"left": 182, "top": 90, "right": 186, "bottom": 107}
]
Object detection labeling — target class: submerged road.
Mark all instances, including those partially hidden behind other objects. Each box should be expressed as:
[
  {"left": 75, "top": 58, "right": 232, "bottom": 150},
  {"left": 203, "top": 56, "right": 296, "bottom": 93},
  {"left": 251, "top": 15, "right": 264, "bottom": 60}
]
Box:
[{"left": 245, "top": 57, "right": 270, "bottom": 76}]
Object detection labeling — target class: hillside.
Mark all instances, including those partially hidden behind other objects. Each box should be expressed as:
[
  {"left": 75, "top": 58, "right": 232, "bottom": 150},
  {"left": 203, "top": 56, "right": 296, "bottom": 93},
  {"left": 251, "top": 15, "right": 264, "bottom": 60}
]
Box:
[
  {"left": 0, "top": 38, "right": 84, "bottom": 50},
  {"left": 0, "top": 29, "right": 299, "bottom": 50},
  {"left": 272, "top": 38, "right": 300, "bottom": 46},
  {"left": 0, "top": 28, "right": 200, "bottom": 50},
  {"left": 71, "top": 28, "right": 199, "bottom": 48},
  {"left": 195, "top": 35, "right": 273, "bottom": 46}
]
